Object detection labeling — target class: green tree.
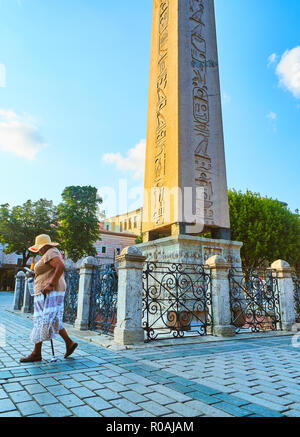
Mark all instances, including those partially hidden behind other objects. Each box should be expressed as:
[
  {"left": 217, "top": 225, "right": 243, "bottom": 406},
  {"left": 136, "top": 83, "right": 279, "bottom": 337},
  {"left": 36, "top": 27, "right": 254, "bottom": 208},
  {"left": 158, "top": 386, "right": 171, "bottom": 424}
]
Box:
[
  {"left": 0, "top": 199, "right": 58, "bottom": 266},
  {"left": 58, "top": 186, "right": 102, "bottom": 262},
  {"left": 228, "top": 189, "right": 300, "bottom": 273}
]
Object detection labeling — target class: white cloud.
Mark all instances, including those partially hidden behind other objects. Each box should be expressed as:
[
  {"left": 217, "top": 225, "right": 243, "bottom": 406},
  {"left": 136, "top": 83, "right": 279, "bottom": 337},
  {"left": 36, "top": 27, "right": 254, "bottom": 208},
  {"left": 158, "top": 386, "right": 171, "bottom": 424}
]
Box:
[
  {"left": 0, "top": 64, "right": 6, "bottom": 88},
  {"left": 267, "top": 112, "right": 277, "bottom": 120},
  {"left": 102, "top": 139, "right": 146, "bottom": 180},
  {"left": 0, "top": 109, "right": 47, "bottom": 159},
  {"left": 268, "top": 53, "right": 278, "bottom": 67},
  {"left": 276, "top": 46, "right": 300, "bottom": 98}
]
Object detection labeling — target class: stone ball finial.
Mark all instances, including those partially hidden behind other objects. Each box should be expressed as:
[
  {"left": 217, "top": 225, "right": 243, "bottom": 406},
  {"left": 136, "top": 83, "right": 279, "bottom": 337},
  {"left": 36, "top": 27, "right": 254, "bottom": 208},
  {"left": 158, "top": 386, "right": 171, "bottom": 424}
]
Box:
[
  {"left": 16, "top": 271, "right": 25, "bottom": 277},
  {"left": 206, "top": 254, "right": 227, "bottom": 267},
  {"left": 120, "top": 246, "right": 143, "bottom": 257},
  {"left": 271, "top": 259, "right": 291, "bottom": 270},
  {"left": 80, "top": 256, "right": 97, "bottom": 268}
]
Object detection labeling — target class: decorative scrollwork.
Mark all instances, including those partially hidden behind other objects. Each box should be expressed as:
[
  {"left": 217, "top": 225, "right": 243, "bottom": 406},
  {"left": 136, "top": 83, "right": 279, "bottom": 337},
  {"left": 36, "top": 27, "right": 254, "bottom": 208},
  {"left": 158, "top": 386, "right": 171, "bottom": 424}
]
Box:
[
  {"left": 142, "top": 261, "right": 212, "bottom": 341},
  {"left": 63, "top": 269, "right": 80, "bottom": 324},
  {"left": 229, "top": 268, "right": 282, "bottom": 333},
  {"left": 89, "top": 264, "right": 118, "bottom": 335},
  {"left": 293, "top": 275, "right": 300, "bottom": 322}
]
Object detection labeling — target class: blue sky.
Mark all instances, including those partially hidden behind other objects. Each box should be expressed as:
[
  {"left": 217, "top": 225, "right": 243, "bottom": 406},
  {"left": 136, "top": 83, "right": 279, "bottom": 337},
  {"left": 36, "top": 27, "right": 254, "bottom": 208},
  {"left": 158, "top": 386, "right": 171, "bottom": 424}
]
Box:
[{"left": 0, "top": 0, "right": 299, "bottom": 217}]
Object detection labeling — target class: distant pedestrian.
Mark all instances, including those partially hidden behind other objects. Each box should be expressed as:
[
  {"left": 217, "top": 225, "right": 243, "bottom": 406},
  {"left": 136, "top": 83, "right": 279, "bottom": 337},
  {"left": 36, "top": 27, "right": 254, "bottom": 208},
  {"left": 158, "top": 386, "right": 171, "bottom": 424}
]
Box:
[{"left": 20, "top": 234, "right": 78, "bottom": 363}]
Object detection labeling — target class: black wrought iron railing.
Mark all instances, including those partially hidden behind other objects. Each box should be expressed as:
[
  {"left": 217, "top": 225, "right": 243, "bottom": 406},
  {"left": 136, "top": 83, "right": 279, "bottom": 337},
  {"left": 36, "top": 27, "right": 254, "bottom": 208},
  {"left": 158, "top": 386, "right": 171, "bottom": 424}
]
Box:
[
  {"left": 293, "top": 275, "right": 300, "bottom": 323},
  {"left": 142, "top": 261, "right": 213, "bottom": 341},
  {"left": 63, "top": 269, "right": 80, "bottom": 324},
  {"left": 229, "top": 268, "right": 282, "bottom": 333},
  {"left": 89, "top": 264, "right": 118, "bottom": 335}
]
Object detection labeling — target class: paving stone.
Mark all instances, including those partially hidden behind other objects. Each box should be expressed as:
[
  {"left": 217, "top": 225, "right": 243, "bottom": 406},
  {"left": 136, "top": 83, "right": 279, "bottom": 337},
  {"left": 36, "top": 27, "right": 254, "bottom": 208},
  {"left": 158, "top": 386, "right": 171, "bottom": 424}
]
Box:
[
  {"left": 17, "top": 401, "right": 43, "bottom": 416},
  {"left": 60, "top": 379, "right": 82, "bottom": 389},
  {"left": 81, "top": 380, "right": 105, "bottom": 391},
  {"left": 85, "top": 396, "right": 112, "bottom": 411},
  {"left": 183, "top": 400, "right": 233, "bottom": 417},
  {"left": 90, "top": 374, "right": 111, "bottom": 384},
  {"left": 3, "top": 382, "right": 23, "bottom": 393},
  {"left": 232, "top": 392, "right": 286, "bottom": 412},
  {"left": 47, "top": 385, "right": 71, "bottom": 397},
  {"left": 9, "top": 391, "right": 32, "bottom": 403},
  {"left": 0, "top": 410, "right": 22, "bottom": 417},
  {"left": 154, "top": 385, "right": 192, "bottom": 402},
  {"left": 138, "top": 400, "right": 171, "bottom": 416},
  {"left": 94, "top": 388, "right": 121, "bottom": 401},
  {"left": 72, "top": 373, "right": 91, "bottom": 382},
  {"left": 0, "top": 398, "right": 16, "bottom": 413},
  {"left": 145, "top": 392, "right": 175, "bottom": 406},
  {"left": 70, "top": 386, "right": 95, "bottom": 398},
  {"left": 33, "top": 392, "right": 58, "bottom": 406},
  {"left": 58, "top": 394, "right": 85, "bottom": 408},
  {"left": 101, "top": 408, "right": 128, "bottom": 417},
  {"left": 243, "top": 403, "right": 284, "bottom": 417},
  {"left": 213, "top": 402, "right": 251, "bottom": 417},
  {"left": 166, "top": 402, "right": 201, "bottom": 417},
  {"left": 37, "top": 377, "right": 59, "bottom": 387},
  {"left": 284, "top": 409, "right": 300, "bottom": 418},
  {"left": 71, "top": 405, "right": 101, "bottom": 417},
  {"left": 104, "top": 382, "right": 130, "bottom": 393},
  {"left": 25, "top": 384, "right": 47, "bottom": 395},
  {"left": 0, "top": 389, "right": 8, "bottom": 400},
  {"left": 111, "top": 398, "right": 142, "bottom": 414},
  {"left": 130, "top": 410, "right": 155, "bottom": 417},
  {"left": 43, "top": 403, "right": 72, "bottom": 417}
]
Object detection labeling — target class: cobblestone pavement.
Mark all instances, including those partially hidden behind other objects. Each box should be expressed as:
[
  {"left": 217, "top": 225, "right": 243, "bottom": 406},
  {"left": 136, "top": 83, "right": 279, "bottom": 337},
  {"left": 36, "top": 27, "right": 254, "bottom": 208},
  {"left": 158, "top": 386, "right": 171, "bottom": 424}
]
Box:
[{"left": 1, "top": 292, "right": 300, "bottom": 418}]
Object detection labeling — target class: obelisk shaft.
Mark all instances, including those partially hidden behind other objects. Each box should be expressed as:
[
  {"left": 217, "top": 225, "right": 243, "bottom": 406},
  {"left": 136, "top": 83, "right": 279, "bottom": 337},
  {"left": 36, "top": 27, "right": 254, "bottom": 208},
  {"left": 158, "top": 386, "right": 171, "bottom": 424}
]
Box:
[{"left": 143, "top": 0, "right": 230, "bottom": 241}]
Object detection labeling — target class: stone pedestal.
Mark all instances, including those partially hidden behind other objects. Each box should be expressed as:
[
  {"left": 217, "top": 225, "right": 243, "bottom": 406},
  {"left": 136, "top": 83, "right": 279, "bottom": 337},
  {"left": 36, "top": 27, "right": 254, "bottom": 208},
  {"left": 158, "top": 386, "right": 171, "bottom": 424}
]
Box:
[
  {"left": 114, "top": 247, "right": 146, "bottom": 345},
  {"left": 206, "top": 255, "right": 236, "bottom": 337},
  {"left": 271, "top": 260, "right": 296, "bottom": 331},
  {"left": 74, "top": 256, "right": 97, "bottom": 331},
  {"left": 138, "top": 234, "right": 243, "bottom": 267},
  {"left": 21, "top": 277, "right": 33, "bottom": 314},
  {"left": 12, "top": 271, "right": 25, "bottom": 311}
]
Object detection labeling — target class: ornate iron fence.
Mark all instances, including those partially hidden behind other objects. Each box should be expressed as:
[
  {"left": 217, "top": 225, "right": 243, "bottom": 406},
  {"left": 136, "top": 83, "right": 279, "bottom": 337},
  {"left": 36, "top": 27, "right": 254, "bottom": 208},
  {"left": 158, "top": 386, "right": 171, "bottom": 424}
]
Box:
[
  {"left": 142, "top": 261, "right": 213, "bottom": 341},
  {"left": 229, "top": 268, "right": 282, "bottom": 333},
  {"left": 89, "top": 264, "right": 118, "bottom": 335},
  {"left": 63, "top": 269, "right": 80, "bottom": 324},
  {"left": 293, "top": 275, "right": 300, "bottom": 323}
]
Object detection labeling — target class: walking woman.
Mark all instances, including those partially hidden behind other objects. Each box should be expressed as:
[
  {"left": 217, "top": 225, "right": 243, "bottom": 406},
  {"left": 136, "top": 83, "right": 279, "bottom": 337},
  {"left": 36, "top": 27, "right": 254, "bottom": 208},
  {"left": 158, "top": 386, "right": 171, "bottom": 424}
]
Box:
[{"left": 20, "top": 234, "right": 78, "bottom": 363}]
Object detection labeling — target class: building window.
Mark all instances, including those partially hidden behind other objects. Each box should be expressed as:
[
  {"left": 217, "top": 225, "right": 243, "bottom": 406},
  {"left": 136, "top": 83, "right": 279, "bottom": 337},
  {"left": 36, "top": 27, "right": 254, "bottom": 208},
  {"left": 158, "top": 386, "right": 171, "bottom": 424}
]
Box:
[
  {"left": 134, "top": 216, "right": 138, "bottom": 228},
  {"left": 124, "top": 221, "right": 127, "bottom": 231},
  {"left": 116, "top": 248, "right": 121, "bottom": 256},
  {"left": 106, "top": 225, "right": 109, "bottom": 230},
  {"left": 128, "top": 218, "right": 132, "bottom": 230},
  {"left": 102, "top": 247, "right": 106, "bottom": 254},
  {"left": 120, "top": 222, "right": 123, "bottom": 232}
]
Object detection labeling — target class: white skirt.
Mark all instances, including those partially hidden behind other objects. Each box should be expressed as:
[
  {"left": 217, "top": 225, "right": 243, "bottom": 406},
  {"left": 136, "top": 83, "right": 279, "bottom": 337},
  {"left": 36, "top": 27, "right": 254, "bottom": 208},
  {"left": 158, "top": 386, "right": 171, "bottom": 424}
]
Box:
[{"left": 30, "top": 291, "right": 65, "bottom": 344}]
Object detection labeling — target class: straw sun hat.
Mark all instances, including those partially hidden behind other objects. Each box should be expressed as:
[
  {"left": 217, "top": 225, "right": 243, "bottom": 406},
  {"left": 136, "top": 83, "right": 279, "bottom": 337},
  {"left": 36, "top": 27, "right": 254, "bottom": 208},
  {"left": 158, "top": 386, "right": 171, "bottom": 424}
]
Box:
[{"left": 29, "top": 234, "right": 59, "bottom": 253}]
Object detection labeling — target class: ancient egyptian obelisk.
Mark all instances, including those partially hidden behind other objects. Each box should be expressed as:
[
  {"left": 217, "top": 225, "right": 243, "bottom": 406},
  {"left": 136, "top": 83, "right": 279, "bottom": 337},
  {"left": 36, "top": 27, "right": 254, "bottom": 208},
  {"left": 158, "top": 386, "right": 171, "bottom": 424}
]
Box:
[{"left": 142, "top": 0, "right": 231, "bottom": 242}]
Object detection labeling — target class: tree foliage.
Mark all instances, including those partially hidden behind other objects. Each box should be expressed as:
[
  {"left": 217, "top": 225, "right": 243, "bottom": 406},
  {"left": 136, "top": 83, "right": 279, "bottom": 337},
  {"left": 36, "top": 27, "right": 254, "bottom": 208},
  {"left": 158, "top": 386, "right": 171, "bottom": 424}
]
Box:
[
  {"left": 0, "top": 199, "right": 58, "bottom": 266},
  {"left": 57, "top": 186, "right": 102, "bottom": 262},
  {"left": 228, "top": 189, "right": 300, "bottom": 272}
]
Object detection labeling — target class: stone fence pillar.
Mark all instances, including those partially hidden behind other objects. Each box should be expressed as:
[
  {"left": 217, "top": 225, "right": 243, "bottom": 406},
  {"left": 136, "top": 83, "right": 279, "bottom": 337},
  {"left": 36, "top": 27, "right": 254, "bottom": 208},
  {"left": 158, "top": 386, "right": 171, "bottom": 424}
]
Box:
[
  {"left": 206, "top": 255, "right": 236, "bottom": 337},
  {"left": 74, "top": 256, "right": 97, "bottom": 331},
  {"left": 114, "top": 246, "right": 146, "bottom": 345},
  {"left": 271, "top": 259, "right": 295, "bottom": 331},
  {"left": 21, "top": 277, "right": 33, "bottom": 314},
  {"left": 12, "top": 271, "right": 25, "bottom": 311}
]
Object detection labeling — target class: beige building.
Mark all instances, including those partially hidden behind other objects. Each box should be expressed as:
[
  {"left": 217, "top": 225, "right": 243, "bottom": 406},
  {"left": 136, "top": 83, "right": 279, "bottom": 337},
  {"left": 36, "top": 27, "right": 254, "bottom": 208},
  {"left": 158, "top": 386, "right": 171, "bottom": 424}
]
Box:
[{"left": 104, "top": 208, "right": 142, "bottom": 236}]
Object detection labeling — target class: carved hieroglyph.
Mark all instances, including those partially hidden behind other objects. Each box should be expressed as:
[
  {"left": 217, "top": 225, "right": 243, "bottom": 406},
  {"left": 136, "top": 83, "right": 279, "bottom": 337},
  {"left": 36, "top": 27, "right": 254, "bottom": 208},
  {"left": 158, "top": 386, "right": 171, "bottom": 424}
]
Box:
[{"left": 143, "top": 0, "right": 230, "bottom": 238}]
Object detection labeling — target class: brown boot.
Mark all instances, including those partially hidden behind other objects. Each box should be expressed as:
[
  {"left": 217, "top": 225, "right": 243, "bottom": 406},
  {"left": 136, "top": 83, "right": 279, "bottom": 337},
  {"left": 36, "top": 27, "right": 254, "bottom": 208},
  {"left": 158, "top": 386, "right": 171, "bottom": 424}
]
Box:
[
  {"left": 64, "top": 342, "right": 78, "bottom": 358},
  {"left": 20, "top": 353, "right": 42, "bottom": 363}
]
